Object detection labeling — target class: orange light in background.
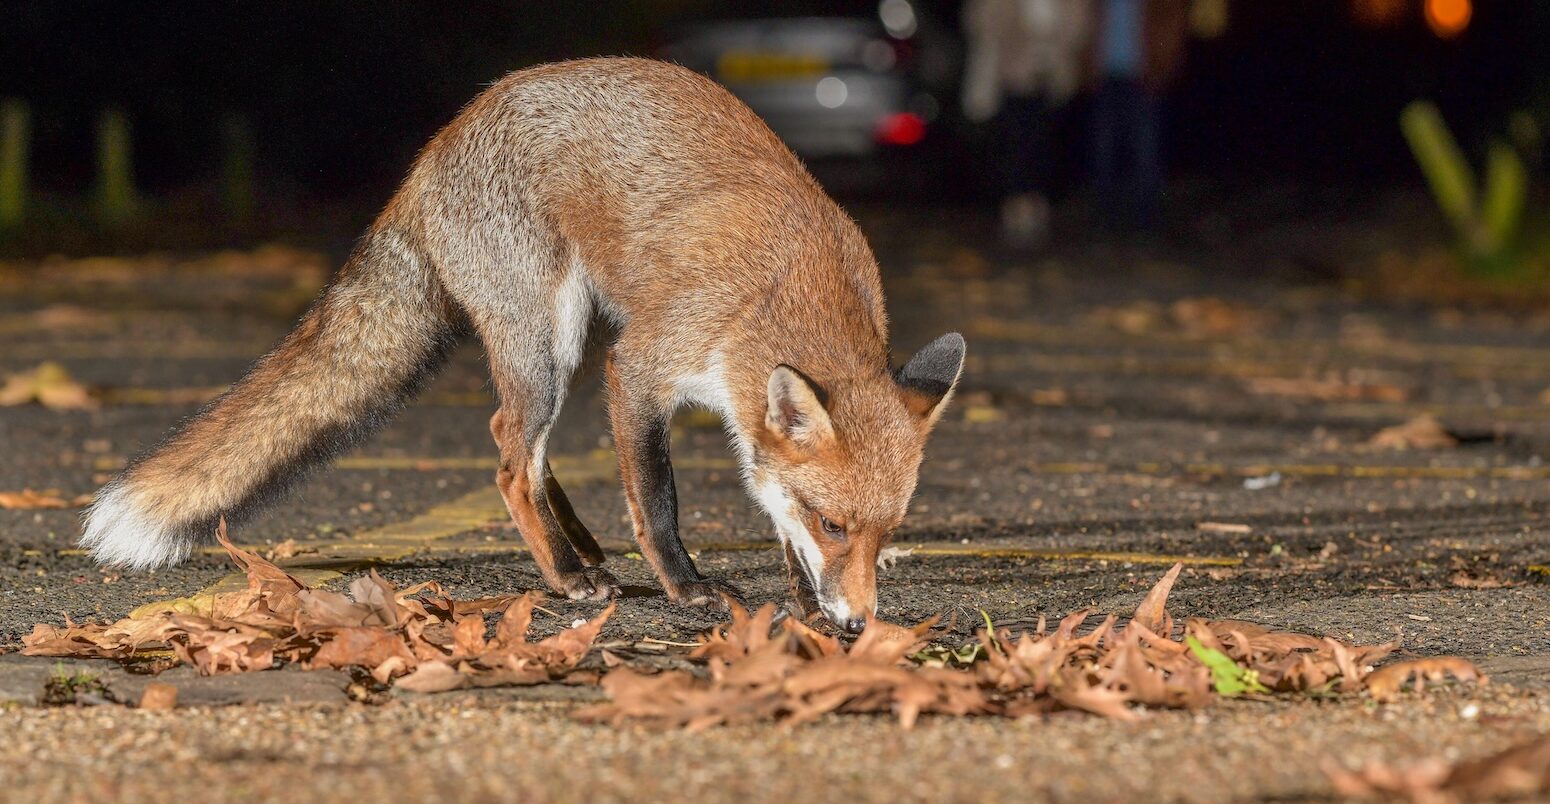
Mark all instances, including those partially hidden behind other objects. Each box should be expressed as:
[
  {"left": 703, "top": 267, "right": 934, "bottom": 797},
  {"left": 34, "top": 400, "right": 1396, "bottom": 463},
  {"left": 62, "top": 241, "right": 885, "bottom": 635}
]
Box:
[
  {"left": 1426, "top": 0, "right": 1472, "bottom": 38},
  {"left": 1352, "top": 0, "right": 1406, "bottom": 28},
  {"left": 1189, "top": 0, "right": 1229, "bottom": 39}
]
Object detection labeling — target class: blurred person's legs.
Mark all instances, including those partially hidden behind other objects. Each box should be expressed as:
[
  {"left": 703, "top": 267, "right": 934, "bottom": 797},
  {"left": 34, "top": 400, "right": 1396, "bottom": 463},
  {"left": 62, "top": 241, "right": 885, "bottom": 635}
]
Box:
[
  {"left": 1092, "top": 76, "right": 1162, "bottom": 234},
  {"left": 1091, "top": 77, "right": 1124, "bottom": 231},
  {"left": 997, "top": 95, "right": 1058, "bottom": 249},
  {"left": 1132, "top": 87, "right": 1163, "bottom": 231}
]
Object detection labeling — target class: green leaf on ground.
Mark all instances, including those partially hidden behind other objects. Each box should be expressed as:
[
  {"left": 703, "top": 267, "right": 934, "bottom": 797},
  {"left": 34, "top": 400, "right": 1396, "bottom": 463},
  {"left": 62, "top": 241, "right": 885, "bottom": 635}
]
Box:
[{"left": 1186, "top": 635, "right": 1268, "bottom": 696}]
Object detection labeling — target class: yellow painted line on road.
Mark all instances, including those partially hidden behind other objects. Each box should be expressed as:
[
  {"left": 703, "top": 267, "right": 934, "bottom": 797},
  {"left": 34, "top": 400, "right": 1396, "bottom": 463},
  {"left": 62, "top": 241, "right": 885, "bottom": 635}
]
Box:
[
  {"left": 644, "top": 540, "right": 1239, "bottom": 567},
  {"left": 1270, "top": 463, "right": 1548, "bottom": 480},
  {"left": 906, "top": 546, "right": 1241, "bottom": 566},
  {"left": 130, "top": 485, "right": 512, "bottom": 617}
]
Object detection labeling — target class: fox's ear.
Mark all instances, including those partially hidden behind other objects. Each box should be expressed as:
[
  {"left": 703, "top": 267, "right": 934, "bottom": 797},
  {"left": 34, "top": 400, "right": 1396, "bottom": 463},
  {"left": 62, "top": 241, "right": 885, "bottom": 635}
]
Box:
[
  {"left": 896, "top": 332, "right": 966, "bottom": 427},
  {"left": 766, "top": 365, "right": 834, "bottom": 450}
]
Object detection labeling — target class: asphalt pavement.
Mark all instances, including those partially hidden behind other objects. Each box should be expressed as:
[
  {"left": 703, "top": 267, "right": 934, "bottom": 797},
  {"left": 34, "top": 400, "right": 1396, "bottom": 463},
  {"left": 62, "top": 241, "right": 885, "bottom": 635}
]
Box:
[{"left": 2, "top": 212, "right": 1548, "bottom": 802}]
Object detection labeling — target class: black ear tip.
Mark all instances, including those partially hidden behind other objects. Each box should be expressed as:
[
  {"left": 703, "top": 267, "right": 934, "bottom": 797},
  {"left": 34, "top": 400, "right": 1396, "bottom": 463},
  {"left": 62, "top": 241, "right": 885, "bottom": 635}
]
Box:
[
  {"left": 898, "top": 332, "right": 967, "bottom": 392},
  {"left": 922, "top": 333, "right": 965, "bottom": 363}
]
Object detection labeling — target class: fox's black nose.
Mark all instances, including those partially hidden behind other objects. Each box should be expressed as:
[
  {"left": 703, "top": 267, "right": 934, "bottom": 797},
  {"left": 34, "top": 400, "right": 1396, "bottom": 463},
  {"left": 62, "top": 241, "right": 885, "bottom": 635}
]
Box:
[{"left": 843, "top": 617, "right": 867, "bottom": 634}]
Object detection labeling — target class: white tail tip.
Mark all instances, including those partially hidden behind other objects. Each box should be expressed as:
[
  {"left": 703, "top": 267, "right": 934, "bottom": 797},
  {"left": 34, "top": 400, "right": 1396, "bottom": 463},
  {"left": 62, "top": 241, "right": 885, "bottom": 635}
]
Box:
[{"left": 79, "top": 483, "right": 193, "bottom": 569}]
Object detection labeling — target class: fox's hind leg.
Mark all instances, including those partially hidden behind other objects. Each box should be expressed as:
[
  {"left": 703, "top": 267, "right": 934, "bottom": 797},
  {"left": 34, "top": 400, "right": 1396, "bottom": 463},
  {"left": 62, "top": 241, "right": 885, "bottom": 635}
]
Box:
[
  {"left": 488, "top": 408, "right": 615, "bottom": 598},
  {"left": 542, "top": 461, "right": 605, "bottom": 566},
  {"left": 472, "top": 268, "right": 617, "bottom": 600}
]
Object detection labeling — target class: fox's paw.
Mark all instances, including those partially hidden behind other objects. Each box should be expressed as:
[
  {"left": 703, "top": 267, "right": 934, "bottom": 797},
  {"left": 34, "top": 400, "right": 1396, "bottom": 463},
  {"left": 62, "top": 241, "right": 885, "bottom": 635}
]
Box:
[
  {"left": 556, "top": 567, "right": 620, "bottom": 601},
  {"left": 670, "top": 578, "right": 745, "bottom": 612}
]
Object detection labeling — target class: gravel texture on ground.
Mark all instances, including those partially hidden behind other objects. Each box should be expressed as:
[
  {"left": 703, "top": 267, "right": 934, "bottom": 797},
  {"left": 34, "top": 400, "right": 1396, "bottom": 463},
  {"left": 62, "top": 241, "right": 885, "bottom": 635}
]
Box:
[{"left": 3, "top": 210, "right": 1550, "bottom": 801}]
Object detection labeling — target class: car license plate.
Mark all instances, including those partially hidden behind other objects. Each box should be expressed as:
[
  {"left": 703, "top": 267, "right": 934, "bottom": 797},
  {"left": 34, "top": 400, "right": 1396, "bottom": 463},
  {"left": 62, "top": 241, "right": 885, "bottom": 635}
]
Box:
[{"left": 716, "top": 51, "right": 829, "bottom": 83}]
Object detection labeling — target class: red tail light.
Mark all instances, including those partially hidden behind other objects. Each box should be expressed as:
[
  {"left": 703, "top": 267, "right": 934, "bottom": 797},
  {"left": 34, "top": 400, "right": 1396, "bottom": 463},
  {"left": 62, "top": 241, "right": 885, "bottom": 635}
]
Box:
[{"left": 875, "top": 112, "right": 926, "bottom": 146}]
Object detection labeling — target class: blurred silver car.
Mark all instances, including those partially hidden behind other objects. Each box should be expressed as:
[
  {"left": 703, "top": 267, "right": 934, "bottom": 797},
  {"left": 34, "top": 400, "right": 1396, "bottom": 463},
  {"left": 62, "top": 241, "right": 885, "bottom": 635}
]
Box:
[{"left": 661, "top": 1, "right": 952, "bottom": 164}]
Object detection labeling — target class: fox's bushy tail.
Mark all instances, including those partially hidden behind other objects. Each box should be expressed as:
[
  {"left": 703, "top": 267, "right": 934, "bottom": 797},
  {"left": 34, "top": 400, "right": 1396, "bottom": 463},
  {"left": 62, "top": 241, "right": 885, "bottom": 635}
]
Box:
[{"left": 82, "top": 226, "right": 459, "bottom": 568}]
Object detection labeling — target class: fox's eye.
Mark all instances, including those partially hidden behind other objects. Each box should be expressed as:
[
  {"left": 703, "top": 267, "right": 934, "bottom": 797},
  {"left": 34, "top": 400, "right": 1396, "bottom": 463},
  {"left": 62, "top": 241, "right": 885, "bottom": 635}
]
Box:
[{"left": 819, "top": 516, "right": 844, "bottom": 536}]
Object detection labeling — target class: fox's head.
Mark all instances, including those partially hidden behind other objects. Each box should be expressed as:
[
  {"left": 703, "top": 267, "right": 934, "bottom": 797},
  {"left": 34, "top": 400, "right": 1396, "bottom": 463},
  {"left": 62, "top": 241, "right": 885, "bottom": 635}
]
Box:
[{"left": 750, "top": 333, "right": 965, "bottom": 633}]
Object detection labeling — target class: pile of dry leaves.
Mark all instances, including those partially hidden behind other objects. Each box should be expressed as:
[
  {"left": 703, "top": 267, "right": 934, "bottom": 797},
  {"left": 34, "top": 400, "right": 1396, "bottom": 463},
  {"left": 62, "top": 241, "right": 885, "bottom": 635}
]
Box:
[
  {"left": 579, "top": 565, "right": 1485, "bottom": 729},
  {"left": 23, "top": 532, "right": 1487, "bottom": 729},
  {"left": 22, "top": 523, "right": 610, "bottom": 691},
  {"left": 579, "top": 606, "right": 981, "bottom": 729}
]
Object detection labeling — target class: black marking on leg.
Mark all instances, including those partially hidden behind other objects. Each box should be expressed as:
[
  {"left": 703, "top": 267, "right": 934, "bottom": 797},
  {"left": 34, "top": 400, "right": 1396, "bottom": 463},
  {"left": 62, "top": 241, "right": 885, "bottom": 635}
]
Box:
[{"left": 634, "top": 416, "right": 701, "bottom": 589}]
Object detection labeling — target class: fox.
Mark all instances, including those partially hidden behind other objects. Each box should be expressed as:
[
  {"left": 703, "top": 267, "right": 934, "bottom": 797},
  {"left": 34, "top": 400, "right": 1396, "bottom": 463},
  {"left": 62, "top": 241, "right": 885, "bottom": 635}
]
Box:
[{"left": 81, "top": 58, "right": 965, "bottom": 633}]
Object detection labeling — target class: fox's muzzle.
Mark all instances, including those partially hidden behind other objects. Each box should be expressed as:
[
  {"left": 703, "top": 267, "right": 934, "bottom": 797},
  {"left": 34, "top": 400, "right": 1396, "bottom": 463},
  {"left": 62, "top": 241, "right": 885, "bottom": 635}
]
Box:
[
  {"left": 805, "top": 551, "right": 878, "bottom": 634},
  {"left": 756, "top": 479, "right": 880, "bottom": 632}
]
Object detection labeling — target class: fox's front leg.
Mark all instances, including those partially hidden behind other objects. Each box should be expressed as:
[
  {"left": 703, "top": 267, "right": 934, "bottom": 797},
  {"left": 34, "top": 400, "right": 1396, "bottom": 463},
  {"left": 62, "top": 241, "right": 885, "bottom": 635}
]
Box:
[{"left": 605, "top": 352, "right": 743, "bottom": 610}]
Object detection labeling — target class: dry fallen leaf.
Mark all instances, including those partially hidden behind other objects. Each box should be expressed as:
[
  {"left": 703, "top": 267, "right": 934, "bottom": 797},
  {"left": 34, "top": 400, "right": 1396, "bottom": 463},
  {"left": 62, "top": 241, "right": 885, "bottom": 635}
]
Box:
[
  {"left": 1366, "top": 416, "right": 1459, "bottom": 450},
  {"left": 1246, "top": 375, "right": 1409, "bottom": 403},
  {"left": 1324, "top": 733, "right": 1550, "bottom": 801},
  {"left": 1444, "top": 734, "right": 1550, "bottom": 800},
  {"left": 264, "top": 538, "right": 317, "bottom": 561},
  {"left": 1089, "top": 300, "right": 1164, "bottom": 335},
  {"left": 1365, "top": 657, "right": 1486, "bottom": 702},
  {"left": 1195, "top": 521, "right": 1252, "bottom": 535},
  {"left": 1088, "top": 297, "right": 1268, "bottom": 338},
  {"left": 0, "top": 362, "right": 98, "bottom": 409},
  {"left": 138, "top": 682, "right": 178, "bottom": 710},
  {"left": 29, "top": 304, "right": 113, "bottom": 332},
  {"left": 0, "top": 489, "right": 72, "bottom": 510},
  {"left": 1168, "top": 297, "right": 1268, "bottom": 338},
  {"left": 876, "top": 545, "right": 914, "bottom": 570},
  {"left": 1449, "top": 571, "right": 1517, "bottom": 589},
  {"left": 1132, "top": 562, "right": 1181, "bottom": 635},
  {"left": 395, "top": 598, "right": 614, "bottom": 692}
]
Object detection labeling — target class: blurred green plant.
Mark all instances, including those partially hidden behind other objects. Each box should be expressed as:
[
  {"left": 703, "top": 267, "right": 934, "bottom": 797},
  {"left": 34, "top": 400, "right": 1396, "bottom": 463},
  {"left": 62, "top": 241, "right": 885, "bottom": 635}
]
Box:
[
  {"left": 1400, "top": 100, "right": 1528, "bottom": 277},
  {"left": 94, "top": 108, "right": 139, "bottom": 227},
  {"left": 221, "top": 112, "right": 255, "bottom": 224},
  {"left": 0, "top": 99, "right": 29, "bottom": 231},
  {"left": 1508, "top": 109, "right": 1543, "bottom": 168}
]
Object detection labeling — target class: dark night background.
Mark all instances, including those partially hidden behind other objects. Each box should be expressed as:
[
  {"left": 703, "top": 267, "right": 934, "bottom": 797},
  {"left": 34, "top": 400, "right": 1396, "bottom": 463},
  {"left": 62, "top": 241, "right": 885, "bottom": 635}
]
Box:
[
  {"left": 4, "top": 2, "right": 1545, "bottom": 199},
  {"left": 0, "top": 0, "right": 1543, "bottom": 258}
]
